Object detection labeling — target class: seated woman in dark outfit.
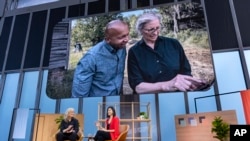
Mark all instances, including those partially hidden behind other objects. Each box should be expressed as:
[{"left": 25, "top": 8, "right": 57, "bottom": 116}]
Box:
[
  {"left": 128, "top": 12, "right": 206, "bottom": 94},
  {"left": 94, "top": 106, "right": 120, "bottom": 141},
  {"left": 56, "top": 108, "right": 79, "bottom": 141}
]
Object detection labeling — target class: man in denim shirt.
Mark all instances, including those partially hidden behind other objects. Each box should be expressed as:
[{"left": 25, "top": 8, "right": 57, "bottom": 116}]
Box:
[{"left": 72, "top": 20, "right": 130, "bottom": 97}]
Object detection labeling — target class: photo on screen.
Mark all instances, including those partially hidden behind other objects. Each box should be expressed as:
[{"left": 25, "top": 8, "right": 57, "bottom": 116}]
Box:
[{"left": 46, "top": 1, "right": 215, "bottom": 99}]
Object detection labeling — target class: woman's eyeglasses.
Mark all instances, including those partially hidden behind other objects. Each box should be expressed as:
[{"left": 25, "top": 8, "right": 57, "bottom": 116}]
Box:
[{"left": 143, "top": 26, "right": 161, "bottom": 33}]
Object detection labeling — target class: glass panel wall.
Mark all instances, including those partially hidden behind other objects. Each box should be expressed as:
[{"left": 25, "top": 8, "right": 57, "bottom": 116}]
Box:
[
  {"left": 0, "top": 73, "right": 20, "bottom": 141},
  {"left": 244, "top": 50, "right": 250, "bottom": 76},
  {"left": 213, "top": 52, "right": 246, "bottom": 93},
  {"left": 16, "top": 0, "right": 59, "bottom": 8},
  {"left": 39, "top": 70, "right": 57, "bottom": 113}
]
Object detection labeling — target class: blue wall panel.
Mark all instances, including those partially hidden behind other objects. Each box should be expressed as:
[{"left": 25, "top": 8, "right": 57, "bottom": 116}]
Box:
[
  {"left": 20, "top": 71, "right": 39, "bottom": 108},
  {"left": 188, "top": 86, "right": 216, "bottom": 114},
  {"left": 17, "top": 0, "right": 59, "bottom": 8},
  {"left": 140, "top": 94, "right": 157, "bottom": 141},
  {"left": 105, "top": 95, "right": 120, "bottom": 102},
  {"left": 213, "top": 52, "right": 246, "bottom": 93},
  {"left": 158, "top": 92, "right": 186, "bottom": 141},
  {"left": 0, "top": 73, "right": 19, "bottom": 141},
  {"left": 82, "top": 97, "right": 102, "bottom": 137},
  {"left": 244, "top": 50, "right": 250, "bottom": 75},
  {"left": 12, "top": 109, "right": 39, "bottom": 141},
  {"left": 18, "top": 71, "right": 39, "bottom": 141},
  {"left": 60, "top": 98, "right": 79, "bottom": 113},
  {"left": 220, "top": 92, "right": 246, "bottom": 124},
  {"left": 195, "top": 96, "right": 217, "bottom": 113},
  {"left": 39, "top": 70, "right": 56, "bottom": 113}
]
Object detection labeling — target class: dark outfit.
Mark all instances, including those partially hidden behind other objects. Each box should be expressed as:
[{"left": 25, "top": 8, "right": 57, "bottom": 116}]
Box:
[
  {"left": 128, "top": 36, "right": 191, "bottom": 92},
  {"left": 74, "top": 43, "right": 82, "bottom": 52},
  {"left": 94, "top": 124, "right": 111, "bottom": 141},
  {"left": 56, "top": 117, "right": 80, "bottom": 141},
  {"left": 94, "top": 116, "right": 120, "bottom": 141}
]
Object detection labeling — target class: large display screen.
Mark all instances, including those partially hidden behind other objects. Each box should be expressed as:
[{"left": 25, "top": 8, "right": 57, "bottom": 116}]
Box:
[{"left": 46, "top": 1, "right": 215, "bottom": 99}]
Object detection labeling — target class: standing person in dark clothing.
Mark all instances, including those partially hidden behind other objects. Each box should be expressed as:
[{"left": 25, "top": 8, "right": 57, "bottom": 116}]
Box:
[
  {"left": 94, "top": 106, "right": 120, "bottom": 141},
  {"left": 74, "top": 42, "right": 82, "bottom": 52},
  {"left": 128, "top": 12, "right": 206, "bottom": 94},
  {"left": 56, "top": 108, "right": 80, "bottom": 141}
]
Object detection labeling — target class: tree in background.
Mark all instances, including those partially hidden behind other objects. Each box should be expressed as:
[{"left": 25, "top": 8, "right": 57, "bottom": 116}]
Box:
[
  {"left": 159, "top": 2, "right": 206, "bottom": 38},
  {"left": 48, "top": 2, "right": 212, "bottom": 99},
  {"left": 71, "top": 13, "right": 123, "bottom": 47},
  {"left": 124, "top": 14, "right": 138, "bottom": 39}
]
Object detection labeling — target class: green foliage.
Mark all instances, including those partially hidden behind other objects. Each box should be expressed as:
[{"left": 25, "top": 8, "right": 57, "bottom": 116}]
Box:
[
  {"left": 48, "top": 2, "right": 210, "bottom": 99},
  {"left": 211, "top": 116, "right": 230, "bottom": 141},
  {"left": 184, "top": 30, "right": 209, "bottom": 48},
  {"left": 55, "top": 115, "right": 64, "bottom": 129},
  {"left": 139, "top": 112, "right": 148, "bottom": 119},
  {"left": 71, "top": 13, "right": 123, "bottom": 46},
  {"left": 68, "top": 50, "right": 84, "bottom": 70},
  {"left": 165, "top": 29, "right": 209, "bottom": 49},
  {"left": 71, "top": 2, "right": 206, "bottom": 47},
  {"left": 124, "top": 15, "right": 138, "bottom": 38},
  {"left": 158, "top": 2, "right": 206, "bottom": 35}
]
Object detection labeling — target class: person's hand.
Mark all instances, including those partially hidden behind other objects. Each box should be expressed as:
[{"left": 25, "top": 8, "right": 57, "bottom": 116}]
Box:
[
  {"left": 95, "top": 121, "right": 100, "bottom": 127},
  {"left": 100, "top": 128, "right": 108, "bottom": 132},
  {"left": 68, "top": 125, "right": 73, "bottom": 130},
  {"left": 162, "top": 74, "right": 206, "bottom": 91},
  {"left": 64, "top": 125, "right": 73, "bottom": 133},
  {"left": 100, "top": 128, "right": 105, "bottom": 131},
  {"left": 68, "top": 129, "right": 75, "bottom": 133}
]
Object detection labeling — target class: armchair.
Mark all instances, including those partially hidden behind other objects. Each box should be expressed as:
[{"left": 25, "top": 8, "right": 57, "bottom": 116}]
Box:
[
  {"left": 105, "top": 124, "right": 129, "bottom": 141},
  {"left": 53, "top": 127, "right": 84, "bottom": 141}
]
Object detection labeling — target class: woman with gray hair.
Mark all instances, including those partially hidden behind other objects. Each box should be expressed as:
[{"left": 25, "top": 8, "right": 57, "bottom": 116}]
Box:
[
  {"left": 56, "top": 108, "right": 80, "bottom": 141},
  {"left": 127, "top": 12, "right": 206, "bottom": 94}
]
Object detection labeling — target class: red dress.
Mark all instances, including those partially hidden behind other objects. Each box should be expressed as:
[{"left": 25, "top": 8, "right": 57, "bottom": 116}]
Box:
[{"left": 106, "top": 116, "right": 120, "bottom": 140}]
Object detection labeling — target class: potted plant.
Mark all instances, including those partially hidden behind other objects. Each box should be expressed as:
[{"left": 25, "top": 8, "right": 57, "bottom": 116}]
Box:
[
  {"left": 211, "top": 116, "right": 230, "bottom": 141},
  {"left": 138, "top": 112, "right": 148, "bottom": 119},
  {"left": 55, "top": 115, "right": 64, "bottom": 129}
]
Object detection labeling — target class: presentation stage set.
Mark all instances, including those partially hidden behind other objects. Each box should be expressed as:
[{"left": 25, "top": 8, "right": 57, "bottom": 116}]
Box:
[
  {"left": 43, "top": 1, "right": 250, "bottom": 141},
  {"left": 1, "top": 0, "right": 250, "bottom": 141}
]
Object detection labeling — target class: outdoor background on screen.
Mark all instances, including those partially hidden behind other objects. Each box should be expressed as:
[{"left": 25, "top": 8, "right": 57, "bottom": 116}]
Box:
[{"left": 46, "top": 2, "right": 215, "bottom": 99}]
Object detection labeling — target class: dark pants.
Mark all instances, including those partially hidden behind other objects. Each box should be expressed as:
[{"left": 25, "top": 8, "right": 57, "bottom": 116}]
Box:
[
  {"left": 94, "top": 130, "right": 111, "bottom": 141},
  {"left": 56, "top": 132, "right": 79, "bottom": 141}
]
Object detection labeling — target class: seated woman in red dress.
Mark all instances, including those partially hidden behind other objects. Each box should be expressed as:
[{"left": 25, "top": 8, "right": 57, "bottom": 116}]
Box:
[{"left": 94, "top": 106, "right": 120, "bottom": 141}]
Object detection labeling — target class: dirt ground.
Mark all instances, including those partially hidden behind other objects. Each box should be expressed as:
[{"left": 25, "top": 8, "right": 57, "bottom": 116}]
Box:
[{"left": 184, "top": 45, "right": 214, "bottom": 84}]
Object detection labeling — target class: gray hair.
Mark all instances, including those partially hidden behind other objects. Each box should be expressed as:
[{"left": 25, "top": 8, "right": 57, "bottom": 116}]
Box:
[
  {"left": 135, "top": 12, "right": 162, "bottom": 35},
  {"left": 64, "top": 107, "right": 75, "bottom": 120}
]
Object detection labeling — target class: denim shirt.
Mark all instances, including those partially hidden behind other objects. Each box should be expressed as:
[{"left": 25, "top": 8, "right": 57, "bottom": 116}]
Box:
[{"left": 72, "top": 40, "right": 126, "bottom": 97}]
